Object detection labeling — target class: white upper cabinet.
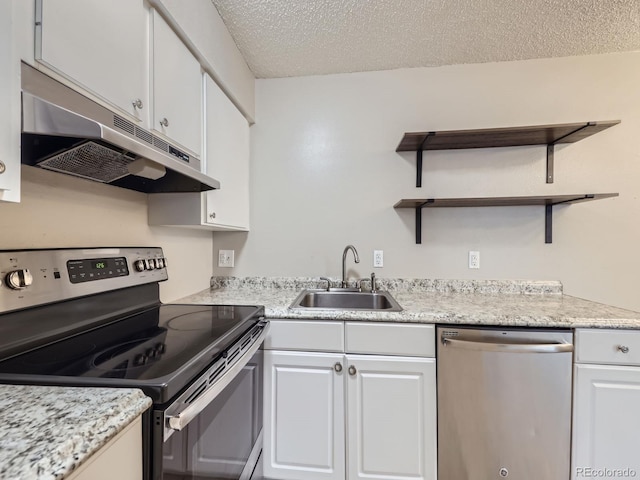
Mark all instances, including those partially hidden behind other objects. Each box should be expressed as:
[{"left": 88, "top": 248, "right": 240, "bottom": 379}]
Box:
[
  {"left": 147, "top": 74, "right": 250, "bottom": 231},
  {"left": 35, "top": 0, "right": 149, "bottom": 123},
  {"left": 151, "top": 9, "right": 202, "bottom": 156},
  {"left": 203, "top": 74, "right": 250, "bottom": 230},
  {"left": 0, "top": 0, "right": 21, "bottom": 203}
]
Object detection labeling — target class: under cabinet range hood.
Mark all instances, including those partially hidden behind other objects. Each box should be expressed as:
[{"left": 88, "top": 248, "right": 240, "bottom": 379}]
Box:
[{"left": 20, "top": 63, "right": 220, "bottom": 193}]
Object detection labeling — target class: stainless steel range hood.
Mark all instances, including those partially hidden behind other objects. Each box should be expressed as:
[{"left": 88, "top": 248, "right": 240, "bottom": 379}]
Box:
[{"left": 20, "top": 63, "right": 220, "bottom": 193}]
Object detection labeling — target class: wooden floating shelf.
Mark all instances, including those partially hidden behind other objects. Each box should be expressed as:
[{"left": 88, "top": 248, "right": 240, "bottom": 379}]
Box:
[
  {"left": 394, "top": 193, "right": 619, "bottom": 244},
  {"left": 396, "top": 121, "right": 620, "bottom": 185}
]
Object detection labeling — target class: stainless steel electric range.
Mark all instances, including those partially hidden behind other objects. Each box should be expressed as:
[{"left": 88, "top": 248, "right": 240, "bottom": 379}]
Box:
[{"left": 0, "top": 247, "right": 268, "bottom": 480}]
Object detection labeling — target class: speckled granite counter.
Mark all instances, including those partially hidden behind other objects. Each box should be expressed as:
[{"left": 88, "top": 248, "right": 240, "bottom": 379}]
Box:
[
  {"left": 177, "top": 277, "right": 640, "bottom": 329},
  {"left": 0, "top": 385, "right": 151, "bottom": 480}
]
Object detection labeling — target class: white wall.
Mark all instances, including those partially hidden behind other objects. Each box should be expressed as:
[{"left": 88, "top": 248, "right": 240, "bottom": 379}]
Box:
[
  {"left": 0, "top": 167, "right": 213, "bottom": 302},
  {"left": 212, "top": 51, "right": 640, "bottom": 311}
]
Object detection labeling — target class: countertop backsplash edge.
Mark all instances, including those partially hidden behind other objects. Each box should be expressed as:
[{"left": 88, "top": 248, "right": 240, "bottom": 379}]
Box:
[{"left": 209, "top": 276, "right": 563, "bottom": 295}]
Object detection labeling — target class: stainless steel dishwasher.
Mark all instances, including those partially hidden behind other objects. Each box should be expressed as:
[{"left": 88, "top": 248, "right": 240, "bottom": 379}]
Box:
[{"left": 437, "top": 326, "right": 573, "bottom": 480}]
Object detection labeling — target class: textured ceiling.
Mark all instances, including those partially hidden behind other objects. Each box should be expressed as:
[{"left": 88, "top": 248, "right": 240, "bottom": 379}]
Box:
[{"left": 210, "top": 0, "right": 640, "bottom": 79}]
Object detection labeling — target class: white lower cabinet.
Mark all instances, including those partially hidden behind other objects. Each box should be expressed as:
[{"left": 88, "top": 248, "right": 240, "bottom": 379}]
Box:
[
  {"left": 346, "top": 355, "right": 436, "bottom": 480},
  {"left": 68, "top": 416, "right": 143, "bottom": 480},
  {"left": 263, "top": 321, "right": 437, "bottom": 480},
  {"left": 572, "top": 328, "right": 640, "bottom": 479},
  {"left": 264, "top": 351, "right": 345, "bottom": 480}
]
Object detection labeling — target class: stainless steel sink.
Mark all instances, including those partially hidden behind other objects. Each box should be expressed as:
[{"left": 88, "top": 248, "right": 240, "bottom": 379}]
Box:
[{"left": 290, "top": 289, "right": 402, "bottom": 312}]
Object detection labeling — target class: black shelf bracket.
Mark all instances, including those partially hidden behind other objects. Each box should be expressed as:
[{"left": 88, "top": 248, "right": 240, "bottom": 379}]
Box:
[
  {"left": 546, "top": 123, "right": 594, "bottom": 184},
  {"left": 545, "top": 204, "right": 553, "bottom": 243},
  {"left": 415, "top": 133, "right": 435, "bottom": 188},
  {"left": 546, "top": 145, "right": 555, "bottom": 184},
  {"left": 414, "top": 200, "right": 434, "bottom": 244},
  {"left": 544, "top": 194, "right": 596, "bottom": 243}
]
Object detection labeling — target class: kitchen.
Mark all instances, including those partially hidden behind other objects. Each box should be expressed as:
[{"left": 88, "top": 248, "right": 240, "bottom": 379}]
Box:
[{"left": 1, "top": 0, "right": 640, "bottom": 479}]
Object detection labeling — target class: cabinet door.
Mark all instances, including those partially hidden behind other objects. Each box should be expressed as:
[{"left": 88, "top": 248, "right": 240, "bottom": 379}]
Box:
[
  {"left": 203, "top": 74, "right": 250, "bottom": 230},
  {"left": 264, "top": 351, "right": 345, "bottom": 480},
  {"left": 346, "top": 355, "right": 437, "bottom": 480},
  {"left": 36, "top": 0, "right": 149, "bottom": 122},
  {"left": 151, "top": 9, "right": 202, "bottom": 156},
  {"left": 68, "top": 416, "right": 143, "bottom": 480},
  {"left": 572, "top": 364, "right": 640, "bottom": 479},
  {"left": 0, "top": 0, "right": 21, "bottom": 203}
]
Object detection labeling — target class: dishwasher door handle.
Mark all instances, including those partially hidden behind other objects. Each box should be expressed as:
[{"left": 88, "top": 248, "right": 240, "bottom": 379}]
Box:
[{"left": 441, "top": 336, "right": 574, "bottom": 353}]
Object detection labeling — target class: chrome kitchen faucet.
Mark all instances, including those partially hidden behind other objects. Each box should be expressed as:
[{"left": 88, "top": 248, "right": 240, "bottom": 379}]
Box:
[{"left": 341, "top": 245, "right": 360, "bottom": 288}]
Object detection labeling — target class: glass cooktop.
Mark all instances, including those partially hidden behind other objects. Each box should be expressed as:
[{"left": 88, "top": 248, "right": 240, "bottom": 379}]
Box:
[{"left": 0, "top": 304, "right": 263, "bottom": 403}]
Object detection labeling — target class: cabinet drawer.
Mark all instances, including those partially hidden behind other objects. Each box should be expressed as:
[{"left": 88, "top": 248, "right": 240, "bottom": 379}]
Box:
[
  {"left": 576, "top": 329, "right": 640, "bottom": 365},
  {"left": 264, "top": 320, "right": 344, "bottom": 352},
  {"left": 345, "top": 322, "right": 435, "bottom": 357}
]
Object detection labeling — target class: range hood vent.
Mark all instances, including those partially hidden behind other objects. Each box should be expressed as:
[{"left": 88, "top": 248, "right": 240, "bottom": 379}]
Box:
[{"left": 20, "top": 63, "right": 220, "bottom": 193}]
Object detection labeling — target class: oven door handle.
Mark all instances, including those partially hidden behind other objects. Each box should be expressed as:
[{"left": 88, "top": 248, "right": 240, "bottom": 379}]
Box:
[{"left": 166, "top": 322, "right": 270, "bottom": 433}]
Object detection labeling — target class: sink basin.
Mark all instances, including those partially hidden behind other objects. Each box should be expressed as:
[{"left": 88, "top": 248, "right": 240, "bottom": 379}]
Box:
[{"left": 290, "top": 289, "right": 402, "bottom": 312}]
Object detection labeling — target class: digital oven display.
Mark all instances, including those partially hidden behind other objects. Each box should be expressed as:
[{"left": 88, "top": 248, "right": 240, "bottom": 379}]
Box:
[{"left": 67, "top": 257, "right": 129, "bottom": 284}]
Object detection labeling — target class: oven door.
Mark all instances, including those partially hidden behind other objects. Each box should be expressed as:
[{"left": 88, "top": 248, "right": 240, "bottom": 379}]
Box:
[{"left": 152, "top": 325, "right": 267, "bottom": 480}]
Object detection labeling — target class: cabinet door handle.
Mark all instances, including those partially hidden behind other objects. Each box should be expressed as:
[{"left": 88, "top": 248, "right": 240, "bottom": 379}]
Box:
[
  {"left": 334, "top": 363, "right": 342, "bottom": 373},
  {"left": 348, "top": 365, "right": 357, "bottom": 376},
  {"left": 0, "top": 161, "right": 5, "bottom": 174},
  {"left": 159, "top": 117, "right": 169, "bottom": 127},
  {"left": 209, "top": 212, "right": 216, "bottom": 219},
  {"left": 617, "top": 345, "right": 630, "bottom": 354},
  {"left": 132, "top": 99, "right": 144, "bottom": 110}
]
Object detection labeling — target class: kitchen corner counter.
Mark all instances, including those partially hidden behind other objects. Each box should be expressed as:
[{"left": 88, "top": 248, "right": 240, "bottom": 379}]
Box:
[
  {"left": 0, "top": 385, "right": 151, "bottom": 480},
  {"left": 178, "top": 277, "right": 640, "bottom": 329}
]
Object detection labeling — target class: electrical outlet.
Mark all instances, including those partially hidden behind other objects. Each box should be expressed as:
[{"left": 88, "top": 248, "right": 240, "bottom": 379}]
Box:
[
  {"left": 468, "top": 251, "right": 480, "bottom": 269},
  {"left": 373, "top": 250, "right": 384, "bottom": 268},
  {"left": 218, "top": 250, "right": 235, "bottom": 268}
]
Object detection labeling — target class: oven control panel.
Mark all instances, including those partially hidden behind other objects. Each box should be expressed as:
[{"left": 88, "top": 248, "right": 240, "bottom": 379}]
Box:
[
  {"left": 67, "top": 257, "right": 129, "bottom": 284},
  {"left": 0, "top": 247, "right": 168, "bottom": 313}
]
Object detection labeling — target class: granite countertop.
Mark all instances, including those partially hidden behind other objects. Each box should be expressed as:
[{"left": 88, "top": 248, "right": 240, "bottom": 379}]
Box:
[
  {"left": 178, "top": 277, "right": 640, "bottom": 329},
  {"left": 0, "top": 385, "right": 151, "bottom": 480}
]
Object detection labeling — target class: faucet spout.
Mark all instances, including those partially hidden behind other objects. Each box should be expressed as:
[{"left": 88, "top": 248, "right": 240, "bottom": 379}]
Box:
[{"left": 341, "top": 245, "right": 360, "bottom": 288}]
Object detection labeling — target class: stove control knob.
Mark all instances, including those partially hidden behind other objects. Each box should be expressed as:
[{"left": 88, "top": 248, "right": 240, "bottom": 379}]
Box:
[
  {"left": 155, "top": 343, "right": 166, "bottom": 354},
  {"left": 5, "top": 269, "right": 33, "bottom": 290},
  {"left": 146, "top": 259, "right": 155, "bottom": 270},
  {"left": 161, "top": 257, "right": 168, "bottom": 268},
  {"left": 154, "top": 258, "right": 162, "bottom": 269},
  {"left": 134, "top": 260, "right": 145, "bottom": 272}
]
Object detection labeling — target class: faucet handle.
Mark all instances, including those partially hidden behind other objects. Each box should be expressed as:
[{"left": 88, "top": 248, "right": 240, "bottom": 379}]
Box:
[
  {"left": 319, "top": 277, "right": 332, "bottom": 291},
  {"left": 357, "top": 278, "right": 369, "bottom": 292},
  {"left": 370, "top": 272, "right": 377, "bottom": 293}
]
